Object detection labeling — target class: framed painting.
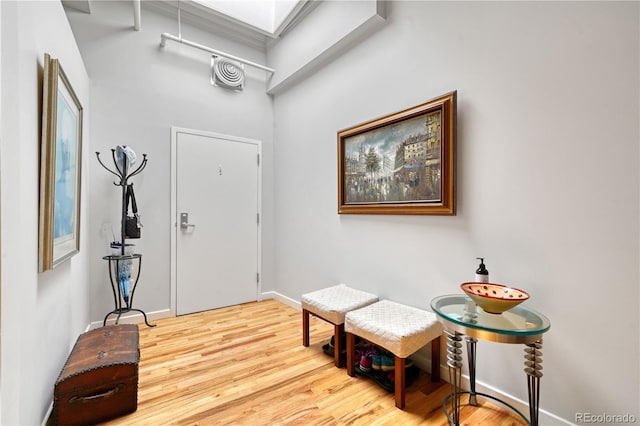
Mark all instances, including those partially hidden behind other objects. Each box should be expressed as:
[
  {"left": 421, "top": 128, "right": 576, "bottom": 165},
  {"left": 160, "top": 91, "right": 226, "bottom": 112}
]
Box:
[
  {"left": 39, "top": 53, "right": 83, "bottom": 272},
  {"left": 338, "top": 91, "right": 456, "bottom": 215}
]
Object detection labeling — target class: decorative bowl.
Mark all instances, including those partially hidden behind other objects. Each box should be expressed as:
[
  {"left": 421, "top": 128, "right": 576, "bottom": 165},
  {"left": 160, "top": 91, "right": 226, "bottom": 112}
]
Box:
[{"left": 460, "top": 282, "right": 529, "bottom": 314}]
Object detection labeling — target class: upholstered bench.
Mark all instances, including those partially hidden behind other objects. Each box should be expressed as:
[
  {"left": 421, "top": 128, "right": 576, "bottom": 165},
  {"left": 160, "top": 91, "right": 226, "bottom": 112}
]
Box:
[
  {"left": 345, "top": 300, "right": 442, "bottom": 409},
  {"left": 302, "top": 284, "right": 378, "bottom": 367}
]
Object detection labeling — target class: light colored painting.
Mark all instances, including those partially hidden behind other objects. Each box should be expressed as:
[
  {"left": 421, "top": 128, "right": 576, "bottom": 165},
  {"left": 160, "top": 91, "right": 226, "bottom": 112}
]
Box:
[
  {"left": 39, "top": 53, "right": 83, "bottom": 272},
  {"left": 54, "top": 87, "right": 78, "bottom": 240}
]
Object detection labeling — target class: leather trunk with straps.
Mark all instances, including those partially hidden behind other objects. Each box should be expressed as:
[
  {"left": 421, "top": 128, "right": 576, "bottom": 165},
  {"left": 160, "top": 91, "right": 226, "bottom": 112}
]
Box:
[{"left": 53, "top": 324, "right": 140, "bottom": 426}]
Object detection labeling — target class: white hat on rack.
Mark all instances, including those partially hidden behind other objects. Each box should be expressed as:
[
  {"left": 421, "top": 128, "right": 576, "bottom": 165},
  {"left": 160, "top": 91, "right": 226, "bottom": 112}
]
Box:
[{"left": 116, "top": 145, "right": 137, "bottom": 172}]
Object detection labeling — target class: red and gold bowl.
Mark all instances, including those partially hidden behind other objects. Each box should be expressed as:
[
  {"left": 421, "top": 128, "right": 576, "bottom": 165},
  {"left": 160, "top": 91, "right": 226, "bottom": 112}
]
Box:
[{"left": 460, "top": 282, "right": 529, "bottom": 314}]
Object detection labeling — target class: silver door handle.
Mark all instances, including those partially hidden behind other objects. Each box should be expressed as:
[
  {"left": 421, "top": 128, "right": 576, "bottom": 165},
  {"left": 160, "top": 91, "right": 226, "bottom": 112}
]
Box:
[{"left": 180, "top": 212, "right": 196, "bottom": 229}]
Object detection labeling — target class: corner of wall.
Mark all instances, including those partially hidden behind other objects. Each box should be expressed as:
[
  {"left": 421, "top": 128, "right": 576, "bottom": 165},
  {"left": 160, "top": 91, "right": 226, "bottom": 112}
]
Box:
[{"left": 266, "top": 0, "right": 386, "bottom": 95}]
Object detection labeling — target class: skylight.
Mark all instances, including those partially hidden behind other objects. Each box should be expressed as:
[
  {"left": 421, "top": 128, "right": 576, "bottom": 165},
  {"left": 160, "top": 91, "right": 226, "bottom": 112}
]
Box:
[{"left": 192, "top": 0, "right": 302, "bottom": 35}]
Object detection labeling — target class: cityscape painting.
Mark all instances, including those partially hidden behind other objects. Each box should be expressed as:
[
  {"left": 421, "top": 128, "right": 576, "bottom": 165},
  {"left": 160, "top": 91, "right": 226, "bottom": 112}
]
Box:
[{"left": 338, "top": 91, "right": 456, "bottom": 215}]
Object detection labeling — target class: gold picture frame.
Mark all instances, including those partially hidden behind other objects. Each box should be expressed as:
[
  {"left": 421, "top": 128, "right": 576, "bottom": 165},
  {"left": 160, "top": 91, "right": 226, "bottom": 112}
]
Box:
[
  {"left": 39, "top": 53, "right": 83, "bottom": 272},
  {"left": 338, "top": 91, "right": 456, "bottom": 215}
]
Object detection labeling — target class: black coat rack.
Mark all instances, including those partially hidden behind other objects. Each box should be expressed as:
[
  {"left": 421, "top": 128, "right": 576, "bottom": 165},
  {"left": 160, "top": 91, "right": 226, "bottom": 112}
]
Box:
[{"left": 96, "top": 148, "right": 155, "bottom": 327}]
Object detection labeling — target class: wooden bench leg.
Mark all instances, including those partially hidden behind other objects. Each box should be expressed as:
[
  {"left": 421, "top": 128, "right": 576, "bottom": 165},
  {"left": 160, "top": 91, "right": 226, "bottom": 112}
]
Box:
[
  {"left": 346, "top": 332, "right": 356, "bottom": 377},
  {"left": 431, "top": 335, "right": 441, "bottom": 382},
  {"left": 302, "top": 309, "right": 310, "bottom": 347},
  {"left": 394, "top": 356, "right": 406, "bottom": 409},
  {"left": 334, "top": 323, "right": 344, "bottom": 367}
]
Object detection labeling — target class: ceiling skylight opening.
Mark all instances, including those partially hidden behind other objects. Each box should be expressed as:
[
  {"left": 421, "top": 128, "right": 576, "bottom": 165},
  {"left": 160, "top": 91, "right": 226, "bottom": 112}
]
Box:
[{"left": 192, "top": 0, "right": 303, "bottom": 36}]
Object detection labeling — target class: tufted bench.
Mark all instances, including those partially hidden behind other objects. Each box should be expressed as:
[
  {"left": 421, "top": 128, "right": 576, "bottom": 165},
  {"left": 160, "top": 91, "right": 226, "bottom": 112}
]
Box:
[
  {"left": 345, "top": 300, "right": 442, "bottom": 409},
  {"left": 302, "top": 284, "right": 378, "bottom": 367}
]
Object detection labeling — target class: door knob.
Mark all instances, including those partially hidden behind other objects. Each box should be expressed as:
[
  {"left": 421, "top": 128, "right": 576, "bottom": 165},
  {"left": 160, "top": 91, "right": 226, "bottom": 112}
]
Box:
[{"left": 180, "top": 212, "right": 196, "bottom": 229}]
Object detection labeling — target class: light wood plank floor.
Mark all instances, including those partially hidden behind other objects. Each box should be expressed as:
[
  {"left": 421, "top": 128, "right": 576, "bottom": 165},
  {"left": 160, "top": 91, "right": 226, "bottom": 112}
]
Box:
[{"left": 102, "top": 299, "right": 525, "bottom": 425}]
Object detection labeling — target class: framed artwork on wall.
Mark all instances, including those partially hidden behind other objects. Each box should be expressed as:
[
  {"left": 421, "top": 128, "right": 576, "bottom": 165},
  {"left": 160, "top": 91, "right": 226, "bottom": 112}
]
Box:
[
  {"left": 337, "top": 91, "right": 456, "bottom": 215},
  {"left": 39, "top": 53, "right": 83, "bottom": 272}
]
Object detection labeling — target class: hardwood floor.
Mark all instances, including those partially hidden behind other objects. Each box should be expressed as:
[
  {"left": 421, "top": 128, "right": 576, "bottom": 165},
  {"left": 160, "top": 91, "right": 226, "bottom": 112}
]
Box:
[{"left": 102, "top": 299, "right": 525, "bottom": 425}]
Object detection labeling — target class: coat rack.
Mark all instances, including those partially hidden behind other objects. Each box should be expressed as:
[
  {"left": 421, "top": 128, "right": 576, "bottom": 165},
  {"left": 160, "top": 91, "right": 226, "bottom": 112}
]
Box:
[{"left": 96, "top": 148, "right": 155, "bottom": 327}]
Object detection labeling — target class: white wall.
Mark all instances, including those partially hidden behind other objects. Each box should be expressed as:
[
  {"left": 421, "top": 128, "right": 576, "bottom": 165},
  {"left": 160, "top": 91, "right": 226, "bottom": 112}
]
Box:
[
  {"left": 272, "top": 1, "right": 639, "bottom": 423},
  {"left": 267, "top": 0, "right": 385, "bottom": 93},
  {"left": 65, "top": 1, "right": 275, "bottom": 323},
  {"left": 0, "top": 1, "right": 91, "bottom": 424}
]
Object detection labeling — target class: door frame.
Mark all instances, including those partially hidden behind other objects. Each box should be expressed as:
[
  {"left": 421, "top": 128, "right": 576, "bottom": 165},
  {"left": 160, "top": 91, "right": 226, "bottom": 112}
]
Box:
[{"left": 170, "top": 126, "right": 262, "bottom": 317}]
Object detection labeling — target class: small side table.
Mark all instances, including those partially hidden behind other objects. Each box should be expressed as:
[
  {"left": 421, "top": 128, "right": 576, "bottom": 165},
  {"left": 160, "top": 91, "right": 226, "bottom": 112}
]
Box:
[{"left": 430, "top": 295, "right": 550, "bottom": 426}]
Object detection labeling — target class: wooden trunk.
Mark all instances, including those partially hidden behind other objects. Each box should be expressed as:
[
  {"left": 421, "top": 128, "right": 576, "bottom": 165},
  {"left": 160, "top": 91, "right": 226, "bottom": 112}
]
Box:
[{"left": 53, "top": 324, "right": 140, "bottom": 426}]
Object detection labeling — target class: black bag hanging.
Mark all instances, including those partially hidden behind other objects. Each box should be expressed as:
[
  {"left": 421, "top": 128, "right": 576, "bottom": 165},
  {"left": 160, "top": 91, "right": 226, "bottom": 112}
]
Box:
[{"left": 124, "top": 184, "right": 142, "bottom": 239}]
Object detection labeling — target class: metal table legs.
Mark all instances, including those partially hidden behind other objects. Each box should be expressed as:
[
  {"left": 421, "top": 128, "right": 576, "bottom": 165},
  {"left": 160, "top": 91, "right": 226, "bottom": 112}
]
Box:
[
  {"left": 443, "top": 332, "right": 542, "bottom": 426},
  {"left": 445, "top": 331, "right": 463, "bottom": 425},
  {"left": 525, "top": 339, "right": 544, "bottom": 426},
  {"left": 466, "top": 336, "right": 478, "bottom": 406}
]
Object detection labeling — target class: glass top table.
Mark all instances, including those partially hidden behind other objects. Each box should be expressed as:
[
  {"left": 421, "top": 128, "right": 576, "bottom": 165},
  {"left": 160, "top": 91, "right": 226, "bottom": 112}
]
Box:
[
  {"left": 430, "top": 294, "right": 551, "bottom": 426},
  {"left": 431, "top": 294, "right": 550, "bottom": 344}
]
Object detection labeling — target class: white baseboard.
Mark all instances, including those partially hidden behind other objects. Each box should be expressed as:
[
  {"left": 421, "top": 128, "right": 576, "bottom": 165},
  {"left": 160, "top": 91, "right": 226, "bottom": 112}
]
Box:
[
  {"left": 89, "top": 308, "right": 172, "bottom": 329},
  {"left": 41, "top": 401, "right": 53, "bottom": 426},
  {"left": 261, "top": 290, "right": 301, "bottom": 310}
]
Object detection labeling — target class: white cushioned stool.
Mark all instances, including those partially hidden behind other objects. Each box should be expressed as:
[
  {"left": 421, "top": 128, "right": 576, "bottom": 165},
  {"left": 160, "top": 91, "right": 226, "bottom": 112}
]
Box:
[
  {"left": 302, "top": 284, "right": 378, "bottom": 367},
  {"left": 345, "top": 300, "right": 442, "bottom": 409}
]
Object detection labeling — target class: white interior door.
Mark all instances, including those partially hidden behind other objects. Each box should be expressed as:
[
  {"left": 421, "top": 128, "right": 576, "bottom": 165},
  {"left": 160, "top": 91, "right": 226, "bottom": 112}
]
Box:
[{"left": 173, "top": 128, "right": 260, "bottom": 315}]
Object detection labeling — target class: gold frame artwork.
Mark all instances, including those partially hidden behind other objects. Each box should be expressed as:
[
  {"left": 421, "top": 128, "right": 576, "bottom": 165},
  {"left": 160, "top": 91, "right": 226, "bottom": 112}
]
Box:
[
  {"left": 338, "top": 91, "right": 456, "bottom": 215},
  {"left": 39, "top": 53, "right": 83, "bottom": 272}
]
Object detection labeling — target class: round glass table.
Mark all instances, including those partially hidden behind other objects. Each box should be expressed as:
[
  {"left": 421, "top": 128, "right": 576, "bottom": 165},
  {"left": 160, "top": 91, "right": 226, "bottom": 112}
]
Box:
[{"left": 430, "top": 294, "right": 550, "bottom": 426}]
